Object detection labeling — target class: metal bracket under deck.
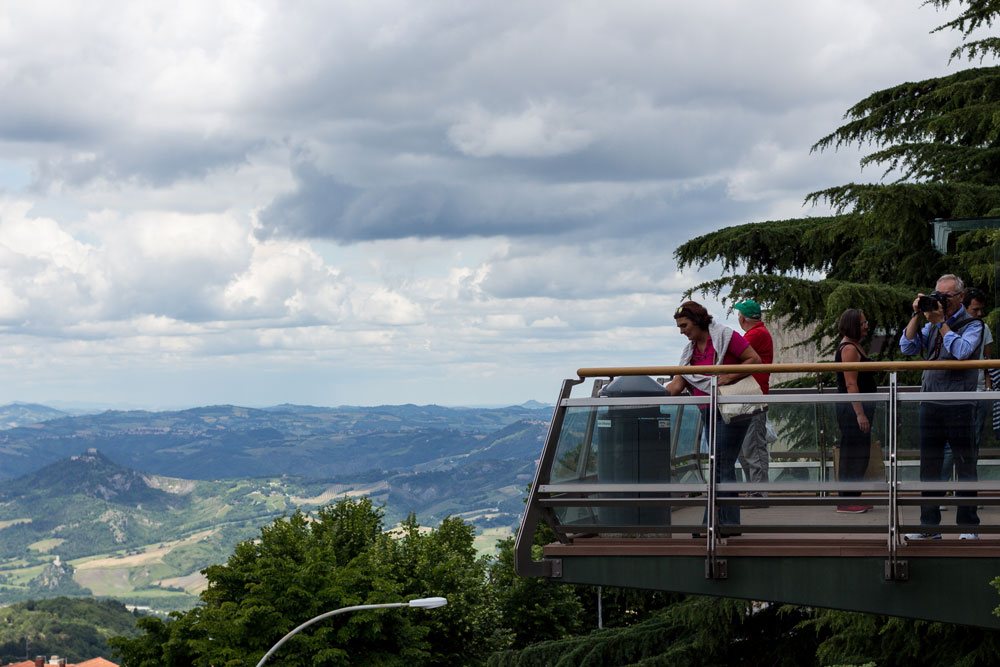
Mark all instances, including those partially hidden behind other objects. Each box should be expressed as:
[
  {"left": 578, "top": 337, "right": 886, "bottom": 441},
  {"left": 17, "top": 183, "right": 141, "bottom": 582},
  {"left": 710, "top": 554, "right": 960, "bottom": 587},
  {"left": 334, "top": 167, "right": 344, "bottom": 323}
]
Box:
[
  {"left": 706, "top": 558, "right": 728, "bottom": 579},
  {"left": 884, "top": 559, "right": 909, "bottom": 581}
]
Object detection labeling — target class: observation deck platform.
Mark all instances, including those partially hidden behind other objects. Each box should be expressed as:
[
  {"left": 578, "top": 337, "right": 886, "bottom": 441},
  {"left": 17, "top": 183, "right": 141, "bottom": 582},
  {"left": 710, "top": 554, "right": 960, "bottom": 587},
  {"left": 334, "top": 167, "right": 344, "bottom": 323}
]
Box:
[{"left": 515, "top": 361, "right": 1000, "bottom": 628}]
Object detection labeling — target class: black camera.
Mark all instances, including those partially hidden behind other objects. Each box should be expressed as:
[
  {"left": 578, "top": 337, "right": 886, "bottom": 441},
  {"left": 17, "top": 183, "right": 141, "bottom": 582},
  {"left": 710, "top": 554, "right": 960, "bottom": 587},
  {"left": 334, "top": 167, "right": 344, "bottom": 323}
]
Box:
[{"left": 917, "top": 291, "right": 949, "bottom": 314}]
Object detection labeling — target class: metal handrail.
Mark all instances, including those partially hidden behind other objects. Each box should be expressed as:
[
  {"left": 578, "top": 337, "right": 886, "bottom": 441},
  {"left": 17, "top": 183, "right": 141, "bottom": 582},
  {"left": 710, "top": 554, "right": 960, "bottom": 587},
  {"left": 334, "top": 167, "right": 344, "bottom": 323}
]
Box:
[{"left": 577, "top": 359, "right": 1000, "bottom": 377}]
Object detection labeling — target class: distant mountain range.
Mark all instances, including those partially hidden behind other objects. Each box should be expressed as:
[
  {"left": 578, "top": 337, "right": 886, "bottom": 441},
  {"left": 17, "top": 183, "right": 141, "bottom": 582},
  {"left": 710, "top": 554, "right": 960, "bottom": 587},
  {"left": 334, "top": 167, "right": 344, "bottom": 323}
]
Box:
[
  {"left": 0, "top": 402, "right": 550, "bottom": 480},
  {"left": 0, "top": 402, "right": 72, "bottom": 429}
]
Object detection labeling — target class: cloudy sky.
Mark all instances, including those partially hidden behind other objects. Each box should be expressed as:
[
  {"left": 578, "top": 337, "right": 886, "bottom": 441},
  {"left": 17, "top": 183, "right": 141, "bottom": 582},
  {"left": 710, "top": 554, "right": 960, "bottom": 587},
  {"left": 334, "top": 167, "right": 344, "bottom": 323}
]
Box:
[{"left": 0, "top": 0, "right": 983, "bottom": 408}]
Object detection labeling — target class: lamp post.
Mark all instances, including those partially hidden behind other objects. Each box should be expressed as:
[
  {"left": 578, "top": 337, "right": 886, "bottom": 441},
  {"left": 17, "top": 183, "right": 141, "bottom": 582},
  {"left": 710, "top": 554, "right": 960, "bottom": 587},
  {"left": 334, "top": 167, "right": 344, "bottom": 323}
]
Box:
[{"left": 255, "top": 597, "right": 448, "bottom": 667}]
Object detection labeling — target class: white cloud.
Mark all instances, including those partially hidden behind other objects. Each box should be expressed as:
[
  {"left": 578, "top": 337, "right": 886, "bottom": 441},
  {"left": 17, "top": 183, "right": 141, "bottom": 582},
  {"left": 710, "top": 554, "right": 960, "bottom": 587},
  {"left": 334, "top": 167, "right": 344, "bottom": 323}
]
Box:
[
  {"left": 224, "top": 239, "right": 348, "bottom": 322},
  {"left": 530, "top": 316, "right": 568, "bottom": 329},
  {"left": 447, "top": 100, "right": 593, "bottom": 158},
  {"left": 353, "top": 287, "right": 424, "bottom": 326}
]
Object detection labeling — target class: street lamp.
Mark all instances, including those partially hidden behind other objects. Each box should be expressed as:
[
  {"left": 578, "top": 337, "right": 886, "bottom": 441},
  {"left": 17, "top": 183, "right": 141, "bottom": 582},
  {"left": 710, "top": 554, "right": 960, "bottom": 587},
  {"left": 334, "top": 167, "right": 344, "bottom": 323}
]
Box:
[{"left": 255, "top": 597, "right": 448, "bottom": 667}]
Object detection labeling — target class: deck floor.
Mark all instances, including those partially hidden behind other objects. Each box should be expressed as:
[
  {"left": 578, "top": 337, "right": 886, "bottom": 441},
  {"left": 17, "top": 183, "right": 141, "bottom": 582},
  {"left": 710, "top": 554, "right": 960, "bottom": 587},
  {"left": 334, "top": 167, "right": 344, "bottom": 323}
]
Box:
[{"left": 544, "top": 502, "right": 1000, "bottom": 558}]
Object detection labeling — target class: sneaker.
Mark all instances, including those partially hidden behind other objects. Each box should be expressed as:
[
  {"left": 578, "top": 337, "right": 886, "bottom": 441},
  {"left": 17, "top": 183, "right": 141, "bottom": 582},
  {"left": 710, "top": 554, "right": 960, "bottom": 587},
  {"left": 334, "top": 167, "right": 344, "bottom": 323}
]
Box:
[
  {"left": 836, "top": 505, "right": 870, "bottom": 514},
  {"left": 904, "top": 532, "right": 943, "bottom": 540},
  {"left": 960, "top": 533, "right": 980, "bottom": 540}
]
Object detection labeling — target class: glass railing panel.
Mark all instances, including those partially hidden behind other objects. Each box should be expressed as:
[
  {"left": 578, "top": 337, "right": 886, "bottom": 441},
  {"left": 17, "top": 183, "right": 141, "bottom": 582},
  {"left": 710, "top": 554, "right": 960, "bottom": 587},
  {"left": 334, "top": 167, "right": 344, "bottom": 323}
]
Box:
[
  {"left": 541, "top": 393, "right": 897, "bottom": 535},
  {"left": 764, "top": 400, "right": 828, "bottom": 484},
  {"left": 546, "top": 402, "right": 704, "bottom": 529},
  {"left": 731, "top": 397, "right": 889, "bottom": 534},
  {"left": 549, "top": 406, "right": 599, "bottom": 485},
  {"left": 537, "top": 387, "right": 1000, "bottom": 537},
  {"left": 897, "top": 393, "right": 999, "bottom": 538}
]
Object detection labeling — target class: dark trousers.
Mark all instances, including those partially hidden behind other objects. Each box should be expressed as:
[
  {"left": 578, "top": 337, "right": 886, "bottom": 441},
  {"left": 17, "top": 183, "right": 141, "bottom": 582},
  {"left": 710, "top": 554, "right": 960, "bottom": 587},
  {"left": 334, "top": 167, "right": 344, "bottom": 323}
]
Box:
[
  {"left": 918, "top": 402, "right": 979, "bottom": 526},
  {"left": 703, "top": 413, "right": 750, "bottom": 527},
  {"left": 836, "top": 403, "right": 873, "bottom": 497}
]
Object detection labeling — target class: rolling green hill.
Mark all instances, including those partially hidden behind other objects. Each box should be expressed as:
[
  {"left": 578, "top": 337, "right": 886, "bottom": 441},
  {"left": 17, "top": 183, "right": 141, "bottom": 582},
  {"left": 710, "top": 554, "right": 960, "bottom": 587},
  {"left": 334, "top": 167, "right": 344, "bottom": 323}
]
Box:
[
  {"left": 0, "top": 417, "right": 544, "bottom": 611},
  {"left": 0, "top": 451, "right": 327, "bottom": 609}
]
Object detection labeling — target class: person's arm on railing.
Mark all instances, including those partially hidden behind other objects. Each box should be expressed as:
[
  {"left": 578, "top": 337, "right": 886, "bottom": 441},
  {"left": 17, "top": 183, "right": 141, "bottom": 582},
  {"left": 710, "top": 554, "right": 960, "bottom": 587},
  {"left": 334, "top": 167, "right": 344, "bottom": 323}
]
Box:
[
  {"left": 840, "top": 343, "right": 870, "bottom": 434},
  {"left": 719, "top": 345, "right": 761, "bottom": 386},
  {"left": 665, "top": 374, "right": 686, "bottom": 396}
]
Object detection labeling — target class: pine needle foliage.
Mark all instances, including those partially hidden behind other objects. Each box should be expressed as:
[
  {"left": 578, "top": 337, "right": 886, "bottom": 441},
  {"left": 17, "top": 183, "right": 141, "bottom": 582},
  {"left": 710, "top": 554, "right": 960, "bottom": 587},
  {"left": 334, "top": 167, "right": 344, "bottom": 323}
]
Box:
[
  {"left": 929, "top": 0, "right": 1000, "bottom": 60},
  {"left": 489, "top": 599, "right": 1000, "bottom": 667},
  {"left": 796, "top": 608, "right": 1000, "bottom": 667},
  {"left": 675, "top": 0, "right": 1000, "bottom": 356},
  {"left": 486, "top": 597, "right": 816, "bottom": 667}
]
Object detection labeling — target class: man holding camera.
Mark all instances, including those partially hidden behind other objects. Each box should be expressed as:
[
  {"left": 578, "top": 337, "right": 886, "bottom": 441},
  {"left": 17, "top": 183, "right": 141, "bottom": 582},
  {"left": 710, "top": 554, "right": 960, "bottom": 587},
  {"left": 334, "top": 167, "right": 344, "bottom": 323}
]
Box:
[{"left": 899, "top": 274, "right": 984, "bottom": 540}]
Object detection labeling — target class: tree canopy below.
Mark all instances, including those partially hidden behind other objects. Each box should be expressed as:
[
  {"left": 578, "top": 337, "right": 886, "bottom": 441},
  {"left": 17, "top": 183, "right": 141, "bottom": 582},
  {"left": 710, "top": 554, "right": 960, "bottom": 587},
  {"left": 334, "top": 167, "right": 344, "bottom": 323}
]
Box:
[{"left": 0, "top": 597, "right": 139, "bottom": 664}]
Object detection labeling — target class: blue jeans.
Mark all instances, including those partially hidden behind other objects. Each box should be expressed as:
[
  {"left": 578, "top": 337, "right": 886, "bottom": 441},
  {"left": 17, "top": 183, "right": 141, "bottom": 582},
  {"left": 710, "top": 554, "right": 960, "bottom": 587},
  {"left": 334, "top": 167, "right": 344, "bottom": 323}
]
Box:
[
  {"left": 703, "top": 412, "right": 750, "bottom": 528},
  {"left": 919, "top": 402, "right": 979, "bottom": 527}
]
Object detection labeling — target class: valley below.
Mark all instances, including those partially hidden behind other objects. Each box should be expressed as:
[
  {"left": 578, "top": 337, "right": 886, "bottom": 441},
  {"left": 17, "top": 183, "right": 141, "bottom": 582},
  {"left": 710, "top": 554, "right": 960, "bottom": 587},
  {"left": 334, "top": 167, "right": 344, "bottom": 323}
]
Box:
[{"left": 0, "top": 401, "right": 548, "bottom": 610}]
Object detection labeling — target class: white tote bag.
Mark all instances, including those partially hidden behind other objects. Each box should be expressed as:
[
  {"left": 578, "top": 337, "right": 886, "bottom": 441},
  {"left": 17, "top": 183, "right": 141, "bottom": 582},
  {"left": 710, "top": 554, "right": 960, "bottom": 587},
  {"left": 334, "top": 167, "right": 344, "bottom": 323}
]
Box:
[{"left": 717, "top": 376, "right": 763, "bottom": 424}]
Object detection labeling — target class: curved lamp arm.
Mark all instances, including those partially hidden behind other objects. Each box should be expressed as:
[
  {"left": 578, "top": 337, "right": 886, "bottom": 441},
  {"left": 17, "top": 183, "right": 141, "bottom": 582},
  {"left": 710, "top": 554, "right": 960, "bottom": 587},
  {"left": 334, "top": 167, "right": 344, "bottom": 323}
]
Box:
[{"left": 255, "top": 597, "right": 448, "bottom": 667}]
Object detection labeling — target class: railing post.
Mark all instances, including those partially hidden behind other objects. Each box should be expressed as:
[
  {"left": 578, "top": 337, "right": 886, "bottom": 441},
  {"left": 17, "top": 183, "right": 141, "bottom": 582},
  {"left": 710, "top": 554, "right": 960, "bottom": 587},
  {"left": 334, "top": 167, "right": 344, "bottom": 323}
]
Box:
[
  {"left": 816, "top": 382, "right": 828, "bottom": 490},
  {"left": 706, "top": 375, "right": 720, "bottom": 577},
  {"left": 886, "top": 371, "right": 907, "bottom": 580},
  {"left": 515, "top": 378, "right": 582, "bottom": 578}
]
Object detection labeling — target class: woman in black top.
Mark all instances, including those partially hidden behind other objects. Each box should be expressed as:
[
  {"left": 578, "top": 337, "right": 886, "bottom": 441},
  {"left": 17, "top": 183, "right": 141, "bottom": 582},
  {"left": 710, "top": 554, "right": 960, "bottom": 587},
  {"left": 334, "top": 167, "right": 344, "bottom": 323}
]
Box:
[{"left": 835, "top": 309, "right": 877, "bottom": 513}]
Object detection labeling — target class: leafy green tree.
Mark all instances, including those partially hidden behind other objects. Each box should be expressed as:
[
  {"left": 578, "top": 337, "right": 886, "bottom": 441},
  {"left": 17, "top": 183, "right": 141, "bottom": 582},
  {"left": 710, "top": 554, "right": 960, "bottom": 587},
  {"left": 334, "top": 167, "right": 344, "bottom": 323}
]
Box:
[
  {"left": 490, "top": 536, "right": 584, "bottom": 647},
  {"left": 111, "top": 498, "right": 502, "bottom": 666},
  {"left": 674, "top": 0, "right": 1000, "bottom": 352},
  {"left": 494, "top": 490, "right": 681, "bottom": 649},
  {"left": 0, "top": 597, "right": 140, "bottom": 664},
  {"left": 378, "top": 515, "right": 505, "bottom": 665},
  {"left": 109, "top": 614, "right": 199, "bottom": 667}
]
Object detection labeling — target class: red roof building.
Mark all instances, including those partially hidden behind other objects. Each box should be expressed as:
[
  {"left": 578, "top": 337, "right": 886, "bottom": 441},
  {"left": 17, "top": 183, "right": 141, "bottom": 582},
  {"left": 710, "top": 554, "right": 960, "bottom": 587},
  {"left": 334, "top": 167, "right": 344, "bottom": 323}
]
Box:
[{"left": 3, "top": 658, "right": 118, "bottom": 667}]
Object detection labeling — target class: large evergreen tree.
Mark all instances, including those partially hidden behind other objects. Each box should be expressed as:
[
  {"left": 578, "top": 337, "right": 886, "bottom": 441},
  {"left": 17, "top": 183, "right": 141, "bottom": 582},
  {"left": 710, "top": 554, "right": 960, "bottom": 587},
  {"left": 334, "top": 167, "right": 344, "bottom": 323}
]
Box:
[
  {"left": 675, "top": 0, "right": 1000, "bottom": 353},
  {"left": 487, "top": 596, "right": 1000, "bottom": 667}
]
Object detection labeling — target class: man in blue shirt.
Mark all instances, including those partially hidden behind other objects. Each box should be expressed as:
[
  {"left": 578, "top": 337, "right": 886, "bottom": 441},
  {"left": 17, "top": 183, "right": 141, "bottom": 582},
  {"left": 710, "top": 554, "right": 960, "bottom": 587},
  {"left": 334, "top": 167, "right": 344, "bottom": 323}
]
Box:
[{"left": 900, "top": 274, "right": 984, "bottom": 540}]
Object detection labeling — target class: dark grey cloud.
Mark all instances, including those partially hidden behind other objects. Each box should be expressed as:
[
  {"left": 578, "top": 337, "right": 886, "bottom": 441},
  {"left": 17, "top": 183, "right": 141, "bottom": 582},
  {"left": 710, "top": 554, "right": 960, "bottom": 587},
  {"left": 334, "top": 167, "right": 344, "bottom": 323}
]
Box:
[
  {"left": 30, "top": 133, "right": 262, "bottom": 189},
  {"left": 475, "top": 187, "right": 773, "bottom": 301},
  {"left": 259, "top": 155, "right": 583, "bottom": 241},
  {"left": 256, "top": 162, "right": 360, "bottom": 239},
  {"left": 0, "top": 112, "right": 99, "bottom": 144},
  {"left": 0, "top": 1, "right": 958, "bottom": 217},
  {"left": 259, "top": 155, "right": 773, "bottom": 245}
]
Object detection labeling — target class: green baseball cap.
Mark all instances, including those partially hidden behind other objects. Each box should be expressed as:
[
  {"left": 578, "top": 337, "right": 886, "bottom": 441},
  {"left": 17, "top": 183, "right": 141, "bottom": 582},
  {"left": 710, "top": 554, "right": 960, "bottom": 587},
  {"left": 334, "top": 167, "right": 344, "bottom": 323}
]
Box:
[{"left": 733, "top": 299, "right": 762, "bottom": 319}]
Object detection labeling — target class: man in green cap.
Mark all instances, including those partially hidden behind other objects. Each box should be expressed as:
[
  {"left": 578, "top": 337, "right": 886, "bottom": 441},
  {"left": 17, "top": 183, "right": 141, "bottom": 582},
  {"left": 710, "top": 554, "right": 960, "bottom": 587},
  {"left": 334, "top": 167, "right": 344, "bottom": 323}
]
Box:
[{"left": 733, "top": 299, "right": 774, "bottom": 498}]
